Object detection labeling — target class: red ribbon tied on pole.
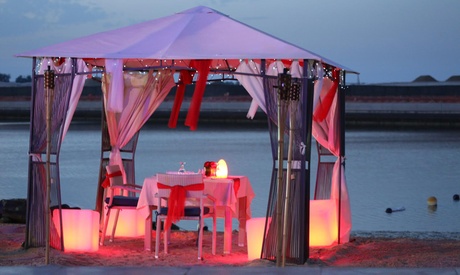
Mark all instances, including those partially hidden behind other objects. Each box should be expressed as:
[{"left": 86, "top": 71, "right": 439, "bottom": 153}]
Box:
[
  {"left": 185, "top": 60, "right": 211, "bottom": 131},
  {"left": 168, "top": 70, "right": 194, "bottom": 128}
]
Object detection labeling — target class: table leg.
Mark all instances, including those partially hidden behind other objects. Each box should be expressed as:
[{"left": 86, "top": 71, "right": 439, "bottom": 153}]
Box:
[
  {"left": 238, "top": 197, "right": 247, "bottom": 247},
  {"left": 224, "top": 206, "right": 232, "bottom": 254},
  {"left": 144, "top": 209, "right": 152, "bottom": 251}
]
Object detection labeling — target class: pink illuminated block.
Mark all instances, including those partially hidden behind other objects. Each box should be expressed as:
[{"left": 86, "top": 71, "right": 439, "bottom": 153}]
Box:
[
  {"left": 309, "top": 199, "right": 338, "bottom": 247},
  {"left": 246, "top": 217, "right": 271, "bottom": 260},
  {"left": 52, "top": 209, "right": 99, "bottom": 252},
  {"left": 105, "top": 208, "right": 145, "bottom": 237},
  {"left": 246, "top": 200, "right": 339, "bottom": 260}
]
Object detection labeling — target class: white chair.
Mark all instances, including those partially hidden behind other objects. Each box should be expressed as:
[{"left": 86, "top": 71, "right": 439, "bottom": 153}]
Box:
[
  {"left": 100, "top": 164, "right": 142, "bottom": 245},
  {"left": 154, "top": 173, "right": 216, "bottom": 260}
]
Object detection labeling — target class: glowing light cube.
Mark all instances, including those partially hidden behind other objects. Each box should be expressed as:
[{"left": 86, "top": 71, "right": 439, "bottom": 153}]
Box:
[
  {"left": 104, "top": 208, "right": 145, "bottom": 237},
  {"left": 309, "top": 199, "right": 338, "bottom": 247},
  {"left": 52, "top": 209, "right": 99, "bottom": 252},
  {"left": 246, "top": 199, "right": 338, "bottom": 261},
  {"left": 246, "top": 217, "right": 270, "bottom": 260}
]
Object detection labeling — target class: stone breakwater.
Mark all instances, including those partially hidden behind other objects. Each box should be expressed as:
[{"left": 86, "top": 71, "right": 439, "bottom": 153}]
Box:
[
  {"left": 2, "top": 98, "right": 460, "bottom": 127},
  {"left": 1, "top": 81, "right": 460, "bottom": 127}
]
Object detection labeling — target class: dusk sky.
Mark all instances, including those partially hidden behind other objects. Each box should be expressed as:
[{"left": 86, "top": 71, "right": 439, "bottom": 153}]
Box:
[{"left": 1, "top": 0, "right": 459, "bottom": 84}]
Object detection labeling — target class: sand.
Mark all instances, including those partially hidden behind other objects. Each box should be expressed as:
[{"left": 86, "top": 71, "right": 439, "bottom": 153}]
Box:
[{"left": 1, "top": 223, "right": 459, "bottom": 268}]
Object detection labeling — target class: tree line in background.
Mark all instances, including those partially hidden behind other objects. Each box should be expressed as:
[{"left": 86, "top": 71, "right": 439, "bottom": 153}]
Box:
[{"left": 0, "top": 73, "right": 32, "bottom": 83}]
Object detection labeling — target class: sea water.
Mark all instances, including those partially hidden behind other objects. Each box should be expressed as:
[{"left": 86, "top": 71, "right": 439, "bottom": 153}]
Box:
[{"left": 1, "top": 121, "right": 459, "bottom": 233}]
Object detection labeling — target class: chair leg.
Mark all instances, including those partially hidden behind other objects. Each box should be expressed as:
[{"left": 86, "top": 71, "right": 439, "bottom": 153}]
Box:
[
  {"left": 198, "top": 217, "right": 203, "bottom": 260},
  {"left": 164, "top": 221, "right": 169, "bottom": 255},
  {"left": 100, "top": 208, "right": 111, "bottom": 246},
  {"left": 110, "top": 209, "right": 120, "bottom": 242},
  {"left": 212, "top": 216, "right": 216, "bottom": 255},
  {"left": 195, "top": 223, "right": 201, "bottom": 247},
  {"left": 155, "top": 215, "right": 161, "bottom": 259},
  {"left": 166, "top": 226, "right": 171, "bottom": 244}
]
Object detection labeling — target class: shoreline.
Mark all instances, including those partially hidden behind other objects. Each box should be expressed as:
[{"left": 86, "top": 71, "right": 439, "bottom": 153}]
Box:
[
  {"left": 351, "top": 230, "right": 460, "bottom": 240},
  {"left": 2, "top": 79, "right": 460, "bottom": 128},
  {"left": 1, "top": 223, "right": 460, "bottom": 268}
]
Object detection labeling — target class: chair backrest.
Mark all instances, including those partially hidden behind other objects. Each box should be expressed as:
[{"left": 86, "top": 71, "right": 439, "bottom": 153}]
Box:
[
  {"left": 106, "top": 165, "right": 124, "bottom": 187},
  {"left": 156, "top": 173, "right": 204, "bottom": 198}
]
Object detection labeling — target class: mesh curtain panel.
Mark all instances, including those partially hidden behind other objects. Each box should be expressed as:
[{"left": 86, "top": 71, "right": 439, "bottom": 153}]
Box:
[
  {"left": 26, "top": 67, "right": 73, "bottom": 249},
  {"left": 261, "top": 68, "right": 312, "bottom": 264},
  {"left": 314, "top": 143, "right": 334, "bottom": 199}
]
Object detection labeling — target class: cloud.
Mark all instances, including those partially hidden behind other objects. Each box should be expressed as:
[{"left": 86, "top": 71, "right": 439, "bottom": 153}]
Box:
[
  {"left": 42, "top": 9, "right": 66, "bottom": 24},
  {"left": 21, "top": 9, "right": 65, "bottom": 24},
  {"left": 21, "top": 11, "right": 37, "bottom": 20}
]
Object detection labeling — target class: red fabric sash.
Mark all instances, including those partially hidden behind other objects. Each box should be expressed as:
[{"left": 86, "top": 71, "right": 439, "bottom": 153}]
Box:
[
  {"left": 313, "top": 69, "right": 339, "bottom": 122},
  {"left": 157, "top": 182, "right": 204, "bottom": 230},
  {"left": 168, "top": 70, "right": 194, "bottom": 128},
  {"left": 185, "top": 60, "right": 211, "bottom": 131},
  {"left": 101, "top": 170, "right": 123, "bottom": 188},
  {"left": 227, "top": 176, "right": 241, "bottom": 197}
]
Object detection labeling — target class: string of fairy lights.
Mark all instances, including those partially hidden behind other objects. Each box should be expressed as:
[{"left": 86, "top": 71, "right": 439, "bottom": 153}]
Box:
[{"left": 35, "top": 57, "right": 342, "bottom": 87}]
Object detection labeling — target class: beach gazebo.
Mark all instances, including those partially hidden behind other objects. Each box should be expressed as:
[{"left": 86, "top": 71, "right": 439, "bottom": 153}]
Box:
[{"left": 16, "top": 6, "right": 354, "bottom": 264}]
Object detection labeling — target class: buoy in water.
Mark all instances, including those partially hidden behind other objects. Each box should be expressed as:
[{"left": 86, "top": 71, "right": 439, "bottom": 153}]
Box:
[
  {"left": 427, "top": 196, "right": 437, "bottom": 206},
  {"left": 385, "top": 207, "right": 405, "bottom": 213},
  {"left": 428, "top": 205, "right": 437, "bottom": 212},
  {"left": 453, "top": 194, "right": 460, "bottom": 201}
]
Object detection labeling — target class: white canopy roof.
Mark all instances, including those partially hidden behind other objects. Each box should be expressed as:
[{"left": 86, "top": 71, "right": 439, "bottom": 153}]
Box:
[{"left": 16, "top": 6, "right": 354, "bottom": 73}]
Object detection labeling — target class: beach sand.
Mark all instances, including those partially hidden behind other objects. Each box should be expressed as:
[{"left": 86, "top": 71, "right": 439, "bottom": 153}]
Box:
[{"left": 1, "top": 223, "right": 459, "bottom": 268}]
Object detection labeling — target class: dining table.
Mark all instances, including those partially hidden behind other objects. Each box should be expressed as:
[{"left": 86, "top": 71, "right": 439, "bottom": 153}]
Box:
[{"left": 137, "top": 173, "right": 255, "bottom": 254}]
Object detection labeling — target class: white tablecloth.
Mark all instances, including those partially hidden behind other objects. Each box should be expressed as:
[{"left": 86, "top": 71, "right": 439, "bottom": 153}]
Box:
[
  {"left": 137, "top": 174, "right": 255, "bottom": 253},
  {"left": 137, "top": 175, "right": 254, "bottom": 219}
]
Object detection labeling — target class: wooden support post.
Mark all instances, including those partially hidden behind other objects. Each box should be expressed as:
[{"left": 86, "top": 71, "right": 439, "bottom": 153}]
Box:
[
  {"left": 44, "top": 66, "right": 54, "bottom": 265},
  {"left": 275, "top": 90, "right": 285, "bottom": 267}
]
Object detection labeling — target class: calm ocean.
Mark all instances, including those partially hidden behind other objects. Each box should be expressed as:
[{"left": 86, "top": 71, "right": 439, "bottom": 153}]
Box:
[{"left": 1, "top": 121, "right": 460, "bottom": 233}]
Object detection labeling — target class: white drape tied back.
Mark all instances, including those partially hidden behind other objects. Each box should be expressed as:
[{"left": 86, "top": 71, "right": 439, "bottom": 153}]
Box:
[
  {"left": 311, "top": 65, "right": 351, "bottom": 244},
  {"left": 105, "top": 59, "right": 125, "bottom": 113},
  {"left": 235, "top": 60, "right": 266, "bottom": 119},
  {"left": 313, "top": 64, "right": 324, "bottom": 111},
  {"left": 102, "top": 69, "right": 176, "bottom": 180},
  {"left": 288, "top": 60, "right": 302, "bottom": 78},
  {"left": 29, "top": 153, "right": 43, "bottom": 162},
  {"left": 235, "top": 60, "right": 304, "bottom": 119}
]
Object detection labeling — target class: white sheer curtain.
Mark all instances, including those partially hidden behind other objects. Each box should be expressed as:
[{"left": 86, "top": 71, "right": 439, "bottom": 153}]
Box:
[
  {"left": 330, "top": 158, "right": 351, "bottom": 243},
  {"left": 105, "top": 59, "right": 125, "bottom": 113},
  {"left": 312, "top": 73, "right": 351, "bottom": 244},
  {"left": 312, "top": 77, "right": 340, "bottom": 156},
  {"left": 235, "top": 60, "right": 303, "bottom": 118},
  {"left": 235, "top": 60, "right": 266, "bottom": 118},
  {"left": 102, "top": 69, "right": 176, "bottom": 180},
  {"left": 38, "top": 57, "right": 89, "bottom": 142},
  {"left": 312, "top": 65, "right": 324, "bottom": 115}
]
